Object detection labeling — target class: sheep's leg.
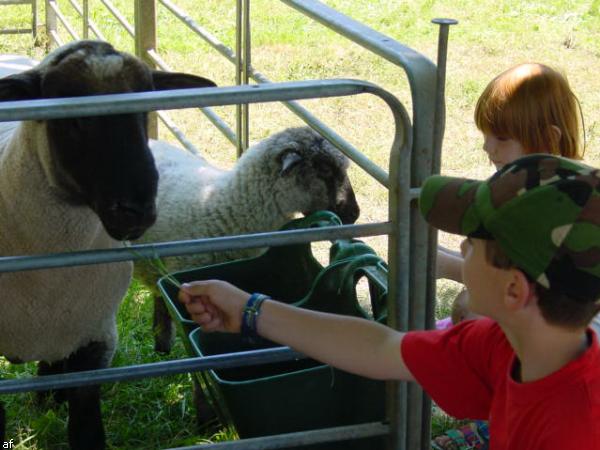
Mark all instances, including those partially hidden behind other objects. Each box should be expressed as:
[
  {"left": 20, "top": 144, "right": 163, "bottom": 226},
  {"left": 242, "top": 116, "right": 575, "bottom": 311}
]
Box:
[
  {"left": 153, "top": 294, "right": 175, "bottom": 353},
  {"left": 65, "top": 340, "right": 109, "bottom": 450},
  {"left": 192, "top": 376, "right": 218, "bottom": 427},
  {"left": 37, "top": 360, "right": 68, "bottom": 404}
]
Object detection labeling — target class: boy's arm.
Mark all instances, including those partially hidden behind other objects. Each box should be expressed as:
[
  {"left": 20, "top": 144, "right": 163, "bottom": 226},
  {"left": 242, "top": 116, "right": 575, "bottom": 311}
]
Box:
[{"left": 179, "top": 280, "right": 415, "bottom": 382}]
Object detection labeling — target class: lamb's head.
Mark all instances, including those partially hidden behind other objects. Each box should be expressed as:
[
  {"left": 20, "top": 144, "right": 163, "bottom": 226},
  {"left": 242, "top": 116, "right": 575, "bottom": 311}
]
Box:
[
  {"left": 261, "top": 127, "right": 360, "bottom": 224},
  {"left": 0, "top": 40, "right": 216, "bottom": 240}
]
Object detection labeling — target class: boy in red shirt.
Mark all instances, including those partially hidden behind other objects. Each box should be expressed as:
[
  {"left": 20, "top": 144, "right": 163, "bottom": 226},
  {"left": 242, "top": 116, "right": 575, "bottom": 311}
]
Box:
[{"left": 179, "top": 154, "right": 600, "bottom": 449}]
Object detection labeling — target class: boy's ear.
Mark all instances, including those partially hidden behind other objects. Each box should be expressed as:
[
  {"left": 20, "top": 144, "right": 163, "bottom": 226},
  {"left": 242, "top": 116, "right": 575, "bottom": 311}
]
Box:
[{"left": 504, "top": 268, "right": 535, "bottom": 311}]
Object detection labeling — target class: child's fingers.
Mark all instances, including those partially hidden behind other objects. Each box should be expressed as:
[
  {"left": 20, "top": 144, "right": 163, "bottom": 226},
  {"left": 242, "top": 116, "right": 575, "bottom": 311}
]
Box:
[{"left": 200, "top": 318, "right": 222, "bottom": 332}]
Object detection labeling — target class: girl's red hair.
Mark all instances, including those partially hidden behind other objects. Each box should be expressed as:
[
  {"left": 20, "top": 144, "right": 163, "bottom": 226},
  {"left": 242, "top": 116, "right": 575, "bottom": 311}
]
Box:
[{"left": 474, "top": 63, "right": 583, "bottom": 159}]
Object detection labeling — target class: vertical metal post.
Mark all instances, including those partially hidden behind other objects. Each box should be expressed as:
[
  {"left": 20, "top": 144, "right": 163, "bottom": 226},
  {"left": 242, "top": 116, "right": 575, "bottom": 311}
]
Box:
[
  {"left": 82, "top": 0, "right": 89, "bottom": 39},
  {"left": 134, "top": 0, "right": 158, "bottom": 139},
  {"left": 32, "top": 0, "right": 38, "bottom": 38},
  {"left": 235, "top": 0, "right": 250, "bottom": 156},
  {"left": 420, "top": 17, "right": 457, "bottom": 449},
  {"left": 242, "top": 0, "right": 250, "bottom": 151},
  {"left": 46, "top": 0, "right": 57, "bottom": 49},
  {"left": 430, "top": 18, "right": 457, "bottom": 176}
]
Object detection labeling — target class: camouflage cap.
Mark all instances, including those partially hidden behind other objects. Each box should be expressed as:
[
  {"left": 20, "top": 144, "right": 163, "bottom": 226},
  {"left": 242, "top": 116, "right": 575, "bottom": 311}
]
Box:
[{"left": 420, "top": 154, "right": 600, "bottom": 303}]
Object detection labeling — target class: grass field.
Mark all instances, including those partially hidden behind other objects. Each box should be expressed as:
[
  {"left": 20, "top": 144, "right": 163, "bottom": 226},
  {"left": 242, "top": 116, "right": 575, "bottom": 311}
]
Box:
[{"left": 1, "top": 0, "right": 600, "bottom": 448}]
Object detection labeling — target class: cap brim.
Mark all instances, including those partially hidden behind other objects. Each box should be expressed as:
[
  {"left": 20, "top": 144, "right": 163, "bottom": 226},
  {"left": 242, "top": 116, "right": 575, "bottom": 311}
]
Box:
[{"left": 419, "top": 175, "right": 492, "bottom": 238}]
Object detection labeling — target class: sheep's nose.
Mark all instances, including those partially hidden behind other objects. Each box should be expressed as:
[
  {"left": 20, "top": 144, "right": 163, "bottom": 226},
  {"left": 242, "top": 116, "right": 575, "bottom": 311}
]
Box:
[{"left": 101, "top": 200, "right": 157, "bottom": 240}]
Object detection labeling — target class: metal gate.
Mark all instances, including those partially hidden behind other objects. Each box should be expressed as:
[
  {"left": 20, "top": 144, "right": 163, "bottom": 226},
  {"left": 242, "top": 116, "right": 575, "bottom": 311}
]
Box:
[{"left": 0, "top": 2, "right": 456, "bottom": 448}]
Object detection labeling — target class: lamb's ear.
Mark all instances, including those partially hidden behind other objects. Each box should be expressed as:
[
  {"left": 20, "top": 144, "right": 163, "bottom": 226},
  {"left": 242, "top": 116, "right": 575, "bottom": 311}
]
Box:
[
  {"left": 151, "top": 70, "right": 216, "bottom": 90},
  {"left": 280, "top": 150, "right": 303, "bottom": 176},
  {"left": 0, "top": 70, "right": 42, "bottom": 101}
]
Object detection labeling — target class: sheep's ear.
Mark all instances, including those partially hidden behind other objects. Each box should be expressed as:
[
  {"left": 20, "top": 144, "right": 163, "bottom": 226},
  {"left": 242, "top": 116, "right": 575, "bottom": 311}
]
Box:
[
  {"left": 151, "top": 70, "right": 216, "bottom": 90},
  {"left": 0, "top": 71, "right": 41, "bottom": 101},
  {"left": 280, "top": 150, "right": 303, "bottom": 176}
]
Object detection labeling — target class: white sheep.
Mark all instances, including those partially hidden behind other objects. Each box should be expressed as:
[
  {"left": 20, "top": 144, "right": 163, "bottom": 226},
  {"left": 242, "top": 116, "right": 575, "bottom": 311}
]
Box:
[
  {"left": 0, "top": 40, "right": 215, "bottom": 450},
  {"left": 134, "top": 126, "right": 360, "bottom": 352}
]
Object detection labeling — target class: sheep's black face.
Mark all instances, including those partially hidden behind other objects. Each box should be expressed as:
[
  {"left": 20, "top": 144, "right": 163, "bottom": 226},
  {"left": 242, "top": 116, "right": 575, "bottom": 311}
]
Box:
[
  {"left": 46, "top": 112, "right": 159, "bottom": 241},
  {"left": 0, "top": 40, "right": 216, "bottom": 241}
]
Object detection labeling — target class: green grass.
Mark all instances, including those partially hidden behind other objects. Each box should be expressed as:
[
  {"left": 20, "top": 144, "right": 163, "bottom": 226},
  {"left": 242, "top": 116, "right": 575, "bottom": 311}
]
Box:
[{"left": 1, "top": 0, "right": 600, "bottom": 448}]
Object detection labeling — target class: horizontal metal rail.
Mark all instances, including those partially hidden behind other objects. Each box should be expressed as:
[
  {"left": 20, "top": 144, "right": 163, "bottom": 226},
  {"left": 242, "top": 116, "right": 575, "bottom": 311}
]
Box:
[
  {"left": 0, "top": 79, "right": 398, "bottom": 128},
  {"left": 0, "top": 347, "right": 303, "bottom": 394},
  {"left": 168, "top": 422, "right": 390, "bottom": 450},
  {"left": 0, "top": 223, "right": 390, "bottom": 273},
  {"left": 0, "top": 28, "right": 33, "bottom": 34}
]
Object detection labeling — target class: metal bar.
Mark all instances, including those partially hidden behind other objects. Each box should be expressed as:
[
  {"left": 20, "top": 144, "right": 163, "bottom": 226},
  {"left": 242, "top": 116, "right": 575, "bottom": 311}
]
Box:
[
  {"left": 0, "top": 79, "right": 384, "bottom": 121},
  {"left": 68, "top": 0, "right": 105, "bottom": 40},
  {"left": 417, "top": 18, "right": 457, "bottom": 449},
  {"left": 0, "top": 348, "right": 303, "bottom": 394},
  {"left": 0, "top": 0, "right": 32, "bottom": 4},
  {"left": 242, "top": 0, "right": 250, "bottom": 151},
  {"left": 154, "top": 0, "right": 390, "bottom": 187},
  {"left": 235, "top": 0, "right": 243, "bottom": 156},
  {"left": 146, "top": 49, "right": 237, "bottom": 147},
  {"left": 386, "top": 62, "right": 413, "bottom": 450},
  {"left": 0, "top": 223, "right": 390, "bottom": 273},
  {"left": 101, "top": 0, "right": 135, "bottom": 37},
  {"left": 158, "top": 0, "right": 236, "bottom": 61},
  {"left": 157, "top": 111, "right": 203, "bottom": 155},
  {"left": 49, "top": 28, "right": 63, "bottom": 46},
  {"left": 0, "top": 28, "right": 33, "bottom": 34},
  {"left": 48, "top": 0, "right": 80, "bottom": 40},
  {"left": 168, "top": 422, "right": 390, "bottom": 450}
]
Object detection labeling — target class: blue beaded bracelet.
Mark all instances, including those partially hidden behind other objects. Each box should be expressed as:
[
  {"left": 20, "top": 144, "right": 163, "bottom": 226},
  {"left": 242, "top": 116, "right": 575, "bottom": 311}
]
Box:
[{"left": 241, "top": 293, "right": 270, "bottom": 342}]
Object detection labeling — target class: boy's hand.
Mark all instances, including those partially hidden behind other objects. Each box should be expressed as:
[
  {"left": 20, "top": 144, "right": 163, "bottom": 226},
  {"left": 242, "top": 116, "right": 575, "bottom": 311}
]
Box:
[{"left": 178, "top": 280, "right": 250, "bottom": 333}]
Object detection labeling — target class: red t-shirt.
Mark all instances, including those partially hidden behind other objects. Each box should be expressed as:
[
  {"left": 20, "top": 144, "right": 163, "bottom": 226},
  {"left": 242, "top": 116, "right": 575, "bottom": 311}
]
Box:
[{"left": 402, "top": 318, "right": 600, "bottom": 449}]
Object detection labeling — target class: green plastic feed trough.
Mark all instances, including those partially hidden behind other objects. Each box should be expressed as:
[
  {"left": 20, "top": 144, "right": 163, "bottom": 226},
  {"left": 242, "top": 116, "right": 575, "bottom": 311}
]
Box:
[{"left": 157, "top": 212, "right": 389, "bottom": 449}]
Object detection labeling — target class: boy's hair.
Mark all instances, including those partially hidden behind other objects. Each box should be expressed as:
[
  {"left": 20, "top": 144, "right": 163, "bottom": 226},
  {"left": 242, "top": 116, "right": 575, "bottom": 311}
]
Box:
[
  {"left": 474, "top": 63, "right": 583, "bottom": 159},
  {"left": 420, "top": 154, "right": 600, "bottom": 329},
  {"left": 485, "top": 240, "right": 600, "bottom": 329}
]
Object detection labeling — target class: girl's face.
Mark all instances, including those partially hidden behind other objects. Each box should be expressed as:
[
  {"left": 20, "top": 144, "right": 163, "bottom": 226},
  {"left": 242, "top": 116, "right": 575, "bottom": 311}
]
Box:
[{"left": 482, "top": 133, "right": 525, "bottom": 170}]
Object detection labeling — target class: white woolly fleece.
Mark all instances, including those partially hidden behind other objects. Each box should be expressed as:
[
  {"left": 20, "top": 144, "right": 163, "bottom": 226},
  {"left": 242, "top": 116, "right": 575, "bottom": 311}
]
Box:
[
  {"left": 0, "top": 120, "right": 130, "bottom": 363},
  {"left": 134, "top": 128, "right": 350, "bottom": 288}
]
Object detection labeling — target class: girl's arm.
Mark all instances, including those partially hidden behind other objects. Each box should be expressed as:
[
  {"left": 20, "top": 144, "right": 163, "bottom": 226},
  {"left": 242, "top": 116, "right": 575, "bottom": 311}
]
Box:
[
  {"left": 179, "top": 280, "right": 415, "bottom": 382},
  {"left": 436, "top": 246, "right": 464, "bottom": 282}
]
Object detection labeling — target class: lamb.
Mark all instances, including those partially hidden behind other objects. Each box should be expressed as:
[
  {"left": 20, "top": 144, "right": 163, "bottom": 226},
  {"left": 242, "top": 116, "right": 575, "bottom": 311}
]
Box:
[
  {"left": 0, "top": 40, "right": 215, "bottom": 450},
  {"left": 134, "top": 126, "right": 360, "bottom": 352}
]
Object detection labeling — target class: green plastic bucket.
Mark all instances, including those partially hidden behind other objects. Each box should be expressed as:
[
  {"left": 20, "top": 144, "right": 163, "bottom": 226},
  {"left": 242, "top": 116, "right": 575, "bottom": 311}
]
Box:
[{"left": 182, "top": 256, "right": 388, "bottom": 448}]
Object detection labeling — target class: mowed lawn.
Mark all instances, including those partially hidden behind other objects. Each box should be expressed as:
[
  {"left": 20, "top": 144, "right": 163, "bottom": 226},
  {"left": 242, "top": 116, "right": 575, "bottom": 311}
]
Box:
[{"left": 1, "top": 1, "right": 599, "bottom": 448}]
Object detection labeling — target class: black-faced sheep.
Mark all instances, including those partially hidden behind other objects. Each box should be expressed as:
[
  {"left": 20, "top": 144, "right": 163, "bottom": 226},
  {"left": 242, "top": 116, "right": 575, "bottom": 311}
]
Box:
[
  {"left": 134, "top": 127, "right": 359, "bottom": 352},
  {"left": 0, "top": 40, "right": 215, "bottom": 450}
]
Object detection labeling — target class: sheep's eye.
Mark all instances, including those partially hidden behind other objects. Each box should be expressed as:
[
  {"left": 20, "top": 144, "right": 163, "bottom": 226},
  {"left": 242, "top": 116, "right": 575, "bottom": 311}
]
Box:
[{"left": 316, "top": 164, "right": 334, "bottom": 178}]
